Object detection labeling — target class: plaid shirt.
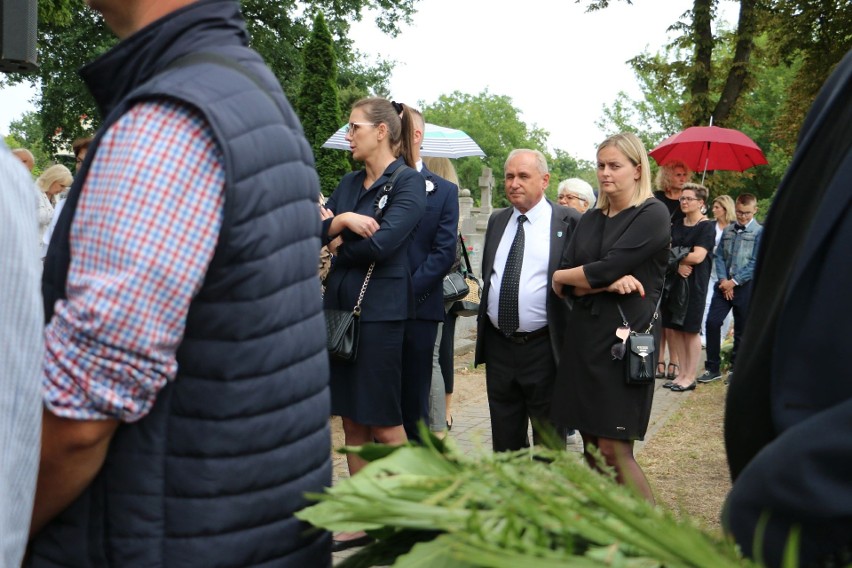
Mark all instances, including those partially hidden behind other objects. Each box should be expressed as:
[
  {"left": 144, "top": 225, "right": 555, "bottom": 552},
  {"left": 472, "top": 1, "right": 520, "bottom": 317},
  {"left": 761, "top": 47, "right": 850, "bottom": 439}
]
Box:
[{"left": 43, "top": 101, "right": 225, "bottom": 422}]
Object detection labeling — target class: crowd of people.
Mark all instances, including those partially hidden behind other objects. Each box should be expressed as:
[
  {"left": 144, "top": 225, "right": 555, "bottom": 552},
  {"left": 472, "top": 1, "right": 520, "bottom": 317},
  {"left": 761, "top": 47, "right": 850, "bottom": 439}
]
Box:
[{"left": 2, "top": 1, "right": 850, "bottom": 566}]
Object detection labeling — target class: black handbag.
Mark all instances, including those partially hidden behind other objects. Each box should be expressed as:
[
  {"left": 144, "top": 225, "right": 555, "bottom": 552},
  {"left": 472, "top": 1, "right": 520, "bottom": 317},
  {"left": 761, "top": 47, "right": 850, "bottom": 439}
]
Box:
[
  {"left": 443, "top": 270, "right": 470, "bottom": 302},
  {"left": 449, "top": 234, "right": 482, "bottom": 317},
  {"left": 617, "top": 283, "right": 664, "bottom": 385},
  {"left": 325, "top": 263, "right": 374, "bottom": 362}
]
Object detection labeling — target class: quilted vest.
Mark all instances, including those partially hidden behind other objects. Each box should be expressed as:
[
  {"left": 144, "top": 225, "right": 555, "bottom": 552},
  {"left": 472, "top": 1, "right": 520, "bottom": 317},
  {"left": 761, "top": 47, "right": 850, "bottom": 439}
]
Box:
[{"left": 34, "top": 1, "right": 331, "bottom": 566}]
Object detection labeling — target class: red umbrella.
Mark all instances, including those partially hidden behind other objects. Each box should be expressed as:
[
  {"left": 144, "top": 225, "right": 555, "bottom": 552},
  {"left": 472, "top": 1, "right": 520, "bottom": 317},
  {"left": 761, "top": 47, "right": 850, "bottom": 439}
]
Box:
[{"left": 649, "top": 126, "right": 768, "bottom": 175}]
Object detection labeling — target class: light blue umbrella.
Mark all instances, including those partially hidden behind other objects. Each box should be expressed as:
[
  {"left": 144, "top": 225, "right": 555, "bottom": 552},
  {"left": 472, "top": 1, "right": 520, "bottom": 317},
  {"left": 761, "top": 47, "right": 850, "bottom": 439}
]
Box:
[{"left": 322, "top": 122, "right": 486, "bottom": 158}]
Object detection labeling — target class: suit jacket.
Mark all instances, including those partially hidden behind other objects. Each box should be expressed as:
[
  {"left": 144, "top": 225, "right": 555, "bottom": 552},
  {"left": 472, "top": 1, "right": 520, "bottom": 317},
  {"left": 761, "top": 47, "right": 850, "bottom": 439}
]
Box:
[
  {"left": 474, "top": 200, "right": 580, "bottom": 366},
  {"left": 408, "top": 166, "right": 460, "bottom": 321},
  {"left": 723, "top": 48, "right": 852, "bottom": 568},
  {"left": 323, "top": 158, "right": 426, "bottom": 322}
]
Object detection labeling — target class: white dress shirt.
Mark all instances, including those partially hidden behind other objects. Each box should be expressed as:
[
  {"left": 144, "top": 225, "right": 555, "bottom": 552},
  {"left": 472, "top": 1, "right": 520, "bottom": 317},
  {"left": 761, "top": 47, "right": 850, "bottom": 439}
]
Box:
[{"left": 487, "top": 198, "right": 551, "bottom": 332}]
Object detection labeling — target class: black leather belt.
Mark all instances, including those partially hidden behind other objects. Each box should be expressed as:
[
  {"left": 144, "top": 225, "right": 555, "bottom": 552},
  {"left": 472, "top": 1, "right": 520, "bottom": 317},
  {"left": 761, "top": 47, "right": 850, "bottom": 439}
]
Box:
[{"left": 492, "top": 324, "right": 550, "bottom": 344}]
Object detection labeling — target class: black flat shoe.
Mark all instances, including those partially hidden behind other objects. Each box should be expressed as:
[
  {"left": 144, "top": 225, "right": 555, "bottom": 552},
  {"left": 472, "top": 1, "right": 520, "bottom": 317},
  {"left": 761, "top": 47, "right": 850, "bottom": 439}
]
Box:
[
  {"left": 656, "top": 362, "right": 666, "bottom": 379},
  {"left": 331, "top": 534, "right": 374, "bottom": 552},
  {"left": 669, "top": 381, "right": 697, "bottom": 392},
  {"left": 662, "top": 381, "right": 675, "bottom": 389}
]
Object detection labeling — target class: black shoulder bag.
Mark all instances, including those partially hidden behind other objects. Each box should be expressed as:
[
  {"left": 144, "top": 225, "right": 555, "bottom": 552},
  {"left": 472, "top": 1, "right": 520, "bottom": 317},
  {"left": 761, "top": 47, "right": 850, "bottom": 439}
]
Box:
[
  {"left": 324, "top": 164, "right": 407, "bottom": 362},
  {"left": 449, "top": 235, "right": 483, "bottom": 317},
  {"left": 616, "top": 282, "right": 665, "bottom": 385}
]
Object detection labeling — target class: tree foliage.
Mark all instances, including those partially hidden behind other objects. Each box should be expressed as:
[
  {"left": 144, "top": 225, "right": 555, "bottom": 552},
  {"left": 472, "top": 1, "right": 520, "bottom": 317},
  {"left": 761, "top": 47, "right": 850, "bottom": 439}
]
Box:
[
  {"left": 4, "top": 0, "right": 421, "bottom": 155},
  {"left": 4, "top": 112, "right": 55, "bottom": 174},
  {"left": 296, "top": 13, "right": 350, "bottom": 196},
  {"left": 421, "top": 90, "right": 550, "bottom": 208},
  {"left": 590, "top": 0, "right": 851, "bottom": 202}
]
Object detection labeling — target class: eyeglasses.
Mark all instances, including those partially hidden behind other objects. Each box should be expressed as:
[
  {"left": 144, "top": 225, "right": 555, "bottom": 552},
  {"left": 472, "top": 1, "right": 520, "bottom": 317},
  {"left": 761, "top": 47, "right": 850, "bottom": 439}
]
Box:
[
  {"left": 559, "top": 193, "right": 586, "bottom": 203},
  {"left": 343, "top": 122, "right": 377, "bottom": 134},
  {"left": 735, "top": 209, "right": 755, "bottom": 217},
  {"left": 678, "top": 196, "right": 699, "bottom": 203}
]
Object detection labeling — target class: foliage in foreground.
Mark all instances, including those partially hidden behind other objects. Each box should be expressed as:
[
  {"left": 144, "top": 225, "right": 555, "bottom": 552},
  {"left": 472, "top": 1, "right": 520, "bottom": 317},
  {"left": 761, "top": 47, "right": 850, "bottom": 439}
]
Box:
[{"left": 297, "top": 433, "right": 756, "bottom": 567}]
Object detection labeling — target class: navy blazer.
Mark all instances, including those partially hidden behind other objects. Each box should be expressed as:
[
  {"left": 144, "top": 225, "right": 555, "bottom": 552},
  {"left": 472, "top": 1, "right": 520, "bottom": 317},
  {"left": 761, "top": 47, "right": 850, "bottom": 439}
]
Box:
[
  {"left": 474, "top": 200, "right": 580, "bottom": 366},
  {"left": 408, "top": 166, "right": 460, "bottom": 321},
  {"left": 323, "top": 158, "right": 426, "bottom": 322},
  {"left": 723, "top": 48, "right": 852, "bottom": 568}
]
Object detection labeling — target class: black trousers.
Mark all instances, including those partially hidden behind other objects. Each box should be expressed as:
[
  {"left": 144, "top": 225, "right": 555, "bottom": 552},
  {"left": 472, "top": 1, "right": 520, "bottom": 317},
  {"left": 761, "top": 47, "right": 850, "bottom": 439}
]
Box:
[
  {"left": 401, "top": 319, "right": 439, "bottom": 442},
  {"left": 483, "top": 324, "right": 563, "bottom": 452}
]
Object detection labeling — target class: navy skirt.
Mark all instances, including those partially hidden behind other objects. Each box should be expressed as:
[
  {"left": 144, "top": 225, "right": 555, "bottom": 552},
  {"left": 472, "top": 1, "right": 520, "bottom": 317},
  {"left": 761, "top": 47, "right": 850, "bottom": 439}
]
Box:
[{"left": 330, "top": 320, "right": 404, "bottom": 426}]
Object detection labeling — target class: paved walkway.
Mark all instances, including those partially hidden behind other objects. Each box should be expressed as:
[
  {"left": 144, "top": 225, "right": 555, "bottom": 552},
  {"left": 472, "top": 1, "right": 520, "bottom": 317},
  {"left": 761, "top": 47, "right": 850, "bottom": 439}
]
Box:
[{"left": 444, "top": 335, "right": 697, "bottom": 457}]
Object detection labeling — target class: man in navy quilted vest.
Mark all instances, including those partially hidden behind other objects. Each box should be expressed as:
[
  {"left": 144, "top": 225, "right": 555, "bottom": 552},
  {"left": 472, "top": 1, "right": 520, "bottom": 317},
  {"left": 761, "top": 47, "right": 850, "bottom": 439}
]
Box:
[{"left": 31, "top": 0, "right": 331, "bottom": 566}]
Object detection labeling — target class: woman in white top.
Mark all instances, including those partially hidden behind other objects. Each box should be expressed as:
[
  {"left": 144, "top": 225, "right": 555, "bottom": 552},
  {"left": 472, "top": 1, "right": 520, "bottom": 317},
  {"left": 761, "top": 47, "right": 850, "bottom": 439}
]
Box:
[
  {"left": 35, "top": 164, "right": 73, "bottom": 259},
  {"left": 700, "top": 194, "right": 736, "bottom": 345}
]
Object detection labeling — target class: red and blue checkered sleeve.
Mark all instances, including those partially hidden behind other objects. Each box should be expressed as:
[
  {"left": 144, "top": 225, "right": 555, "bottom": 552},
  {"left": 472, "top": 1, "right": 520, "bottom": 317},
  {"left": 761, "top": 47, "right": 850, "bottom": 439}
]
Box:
[{"left": 43, "top": 100, "right": 225, "bottom": 422}]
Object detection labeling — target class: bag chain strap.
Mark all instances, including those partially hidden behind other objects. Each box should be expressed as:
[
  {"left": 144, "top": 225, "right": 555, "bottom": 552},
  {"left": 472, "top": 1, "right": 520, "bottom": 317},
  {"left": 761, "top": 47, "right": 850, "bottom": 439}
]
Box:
[{"left": 352, "top": 264, "right": 375, "bottom": 316}]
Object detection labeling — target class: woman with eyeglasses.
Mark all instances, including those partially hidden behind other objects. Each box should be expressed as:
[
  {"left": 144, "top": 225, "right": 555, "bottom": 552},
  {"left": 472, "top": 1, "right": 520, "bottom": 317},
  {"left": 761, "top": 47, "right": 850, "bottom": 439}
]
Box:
[
  {"left": 652, "top": 160, "right": 692, "bottom": 381},
  {"left": 320, "top": 97, "right": 425, "bottom": 551},
  {"left": 550, "top": 133, "right": 669, "bottom": 503},
  {"left": 557, "top": 178, "right": 596, "bottom": 213},
  {"left": 661, "top": 183, "right": 715, "bottom": 392}
]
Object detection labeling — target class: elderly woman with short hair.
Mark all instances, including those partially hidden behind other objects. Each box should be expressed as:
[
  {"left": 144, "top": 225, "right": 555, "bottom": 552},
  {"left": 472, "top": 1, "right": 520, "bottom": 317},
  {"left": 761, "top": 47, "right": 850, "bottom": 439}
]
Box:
[{"left": 557, "top": 178, "right": 596, "bottom": 213}]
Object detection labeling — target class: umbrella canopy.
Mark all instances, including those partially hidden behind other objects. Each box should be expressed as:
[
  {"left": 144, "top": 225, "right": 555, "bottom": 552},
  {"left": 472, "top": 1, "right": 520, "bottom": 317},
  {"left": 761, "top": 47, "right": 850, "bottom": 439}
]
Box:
[
  {"left": 649, "top": 126, "right": 768, "bottom": 174},
  {"left": 322, "top": 122, "right": 486, "bottom": 159}
]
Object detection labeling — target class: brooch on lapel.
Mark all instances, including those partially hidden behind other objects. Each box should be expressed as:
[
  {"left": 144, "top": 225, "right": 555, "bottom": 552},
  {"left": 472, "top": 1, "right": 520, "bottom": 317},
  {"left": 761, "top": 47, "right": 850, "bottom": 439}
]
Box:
[
  {"left": 425, "top": 177, "right": 435, "bottom": 195},
  {"left": 557, "top": 231, "right": 563, "bottom": 238}
]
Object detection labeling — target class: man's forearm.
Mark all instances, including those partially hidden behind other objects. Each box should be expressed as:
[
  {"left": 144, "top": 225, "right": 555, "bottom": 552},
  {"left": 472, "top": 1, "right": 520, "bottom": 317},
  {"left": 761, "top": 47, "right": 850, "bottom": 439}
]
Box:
[{"left": 30, "top": 410, "right": 118, "bottom": 537}]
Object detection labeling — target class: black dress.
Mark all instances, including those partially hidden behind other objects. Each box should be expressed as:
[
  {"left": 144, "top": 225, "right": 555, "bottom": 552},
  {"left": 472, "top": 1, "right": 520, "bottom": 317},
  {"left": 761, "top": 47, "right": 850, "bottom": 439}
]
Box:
[
  {"left": 662, "top": 219, "right": 715, "bottom": 333},
  {"left": 654, "top": 190, "right": 685, "bottom": 224},
  {"left": 552, "top": 198, "right": 670, "bottom": 440}
]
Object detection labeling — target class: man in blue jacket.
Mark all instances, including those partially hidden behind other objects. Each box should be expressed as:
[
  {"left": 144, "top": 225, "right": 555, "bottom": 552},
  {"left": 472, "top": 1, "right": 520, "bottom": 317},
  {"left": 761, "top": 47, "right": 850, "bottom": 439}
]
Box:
[
  {"left": 699, "top": 193, "right": 762, "bottom": 384},
  {"left": 401, "top": 110, "right": 460, "bottom": 442}
]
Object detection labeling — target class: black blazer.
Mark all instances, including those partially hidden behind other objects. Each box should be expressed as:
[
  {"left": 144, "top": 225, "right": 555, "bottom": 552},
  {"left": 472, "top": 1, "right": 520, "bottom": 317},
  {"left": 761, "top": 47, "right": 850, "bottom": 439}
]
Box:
[
  {"left": 723, "top": 48, "right": 852, "bottom": 568},
  {"left": 323, "top": 158, "right": 426, "bottom": 322},
  {"left": 474, "top": 200, "right": 580, "bottom": 366}
]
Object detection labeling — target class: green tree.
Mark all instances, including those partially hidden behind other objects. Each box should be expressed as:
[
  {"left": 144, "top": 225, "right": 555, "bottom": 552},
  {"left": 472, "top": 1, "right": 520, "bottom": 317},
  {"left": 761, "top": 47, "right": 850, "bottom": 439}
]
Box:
[
  {"left": 296, "top": 13, "right": 350, "bottom": 196},
  {"left": 421, "top": 90, "right": 550, "bottom": 207},
  {"left": 5, "top": 111, "right": 54, "bottom": 174},
  {"left": 585, "top": 0, "right": 851, "bottom": 202},
  {"left": 547, "top": 150, "right": 596, "bottom": 202},
  {"left": 3, "top": 0, "right": 421, "bottom": 154}
]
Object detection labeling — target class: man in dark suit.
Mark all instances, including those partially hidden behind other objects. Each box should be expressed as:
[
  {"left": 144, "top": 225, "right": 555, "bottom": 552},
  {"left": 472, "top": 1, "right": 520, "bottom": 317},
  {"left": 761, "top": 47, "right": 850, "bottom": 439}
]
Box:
[
  {"left": 475, "top": 149, "right": 580, "bottom": 452},
  {"left": 401, "top": 110, "right": 460, "bottom": 442},
  {"left": 723, "top": 48, "right": 852, "bottom": 568}
]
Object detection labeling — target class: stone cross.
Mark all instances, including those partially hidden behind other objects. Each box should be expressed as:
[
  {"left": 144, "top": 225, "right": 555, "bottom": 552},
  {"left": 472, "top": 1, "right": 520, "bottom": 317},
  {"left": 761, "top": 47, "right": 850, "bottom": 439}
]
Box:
[{"left": 478, "top": 167, "right": 494, "bottom": 216}]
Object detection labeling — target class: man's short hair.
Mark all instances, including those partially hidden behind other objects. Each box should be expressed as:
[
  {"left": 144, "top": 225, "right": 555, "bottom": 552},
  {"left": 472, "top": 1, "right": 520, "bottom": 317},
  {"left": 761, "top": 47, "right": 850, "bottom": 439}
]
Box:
[{"left": 737, "top": 193, "right": 758, "bottom": 207}]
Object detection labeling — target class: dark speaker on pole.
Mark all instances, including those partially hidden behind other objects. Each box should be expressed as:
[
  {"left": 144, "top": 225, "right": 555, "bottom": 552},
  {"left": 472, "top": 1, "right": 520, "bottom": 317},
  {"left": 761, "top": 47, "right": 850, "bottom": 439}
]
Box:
[{"left": 0, "top": 0, "right": 38, "bottom": 73}]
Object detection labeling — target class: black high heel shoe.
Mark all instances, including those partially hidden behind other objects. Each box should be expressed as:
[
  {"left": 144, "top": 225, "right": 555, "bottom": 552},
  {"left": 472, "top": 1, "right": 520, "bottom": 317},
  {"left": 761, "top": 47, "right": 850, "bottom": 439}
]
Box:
[{"left": 656, "top": 362, "right": 666, "bottom": 379}]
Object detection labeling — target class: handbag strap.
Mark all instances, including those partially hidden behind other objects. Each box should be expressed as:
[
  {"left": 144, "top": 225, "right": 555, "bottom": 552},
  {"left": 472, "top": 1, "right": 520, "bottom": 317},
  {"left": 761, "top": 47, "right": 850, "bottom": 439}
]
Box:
[
  {"left": 458, "top": 234, "right": 474, "bottom": 276},
  {"left": 352, "top": 262, "right": 374, "bottom": 316},
  {"left": 350, "top": 163, "right": 408, "bottom": 314},
  {"left": 617, "top": 277, "right": 666, "bottom": 334}
]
